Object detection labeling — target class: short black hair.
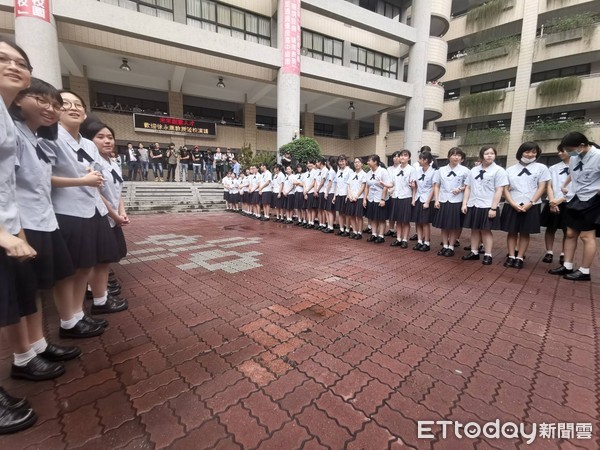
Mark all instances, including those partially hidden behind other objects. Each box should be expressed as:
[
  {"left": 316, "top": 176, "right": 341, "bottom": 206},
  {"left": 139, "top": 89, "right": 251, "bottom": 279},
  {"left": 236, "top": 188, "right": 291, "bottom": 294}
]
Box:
[
  {"left": 10, "top": 77, "right": 62, "bottom": 140},
  {"left": 367, "top": 154, "right": 381, "bottom": 166},
  {"left": 58, "top": 89, "right": 87, "bottom": 109},
  {"left": 447, "top": 147, "right": 466, "bottom": 160},
  {"left": 479, "top": 145, "right": 497, "bottom": 159},
  {"left": 0, "top": 40, "right": 32, "bottom": 71},
  {"left": 80, "top": 118, "right": 115, "bottom": 141},
  {"left": 516, "top": 141, "right": 541, "bottom": 160},
  {"left": 419, "top": 151, "right": 433, "bottom": 164},
  {"left": 560, "top": 131, "right": 598, "bottom": 149}
]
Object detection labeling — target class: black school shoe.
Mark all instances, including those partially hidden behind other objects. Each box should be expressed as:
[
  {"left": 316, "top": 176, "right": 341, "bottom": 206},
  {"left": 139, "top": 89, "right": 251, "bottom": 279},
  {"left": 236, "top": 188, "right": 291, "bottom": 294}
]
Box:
[
  {"left": 513, "top": 259, "right": 524, "bottom": 269},
  {"left": 0, "top": 406, "right": 37, "bottom": 435},
  {"left": 413, "top": 242, "right": 423, "bottom": 251},
  {"left": 563, "top": 270, "right": 591, "bottom": 281},
  {"left": 83, "top": 315, "right": 108, "bottom": 328},
  {"left": 437, "top": 248, "right": 447, "bottom": 256},
  {"left": 39, "top": 344, "right": 82, "bottom": 362},
  {"left": 482, "top": 255, "right": 493, "bottom": 265},
  {"left": 391, "top": 240, "right": 403, "bottom": 247},
  {"left": 367, "top": 235, "right": 377, "bottom": 242},
  {"left": 542, "top": 253, "right": 553, "bottom": 263},
  {"left": 418, "top": 244, "right": 430, "bottom": 252},
  {"left": 353, "top": 234, "right": 363, "bottom": 240},
  {"left": 322, "top": 228, "right": 333, "bottom": 234},
  {"left": 409, "top": 234, "right": 418, "bottom": 241},
  {"left": 504, "top": 257, "right": 515, "bottom": 268},
  {"left": 60, "top": 319, "right": 105, "bottom": 339},
  {"left": 91, "top": 295, "right": 128, "bottom": 315},
  {"left": 548, "top": 265, "right": 573, "bottom": 276},
  {"left": 375, "top": 237, "right": 385, "bottom": 244},
  {"left": 444, "top": 249, "right": 455, "bottom": 257},
  {"left": 11, "top": 356, "right": 65, "bottom": 381},
  {"left": 462, "top": 253, "right": 480, "bottom": 261},
  {"left": 0, "top": 387, "right": 29, "bottom": 410},
  {"left": 384, "top": 230, "right": 395, "bottom": 237}
]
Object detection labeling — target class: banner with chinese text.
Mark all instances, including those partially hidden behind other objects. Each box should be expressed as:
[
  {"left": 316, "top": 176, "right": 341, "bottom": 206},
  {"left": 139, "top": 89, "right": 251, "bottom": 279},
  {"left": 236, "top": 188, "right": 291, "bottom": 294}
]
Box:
[{"left": 133, "top": 114, "right": 217, "bottom": 137}]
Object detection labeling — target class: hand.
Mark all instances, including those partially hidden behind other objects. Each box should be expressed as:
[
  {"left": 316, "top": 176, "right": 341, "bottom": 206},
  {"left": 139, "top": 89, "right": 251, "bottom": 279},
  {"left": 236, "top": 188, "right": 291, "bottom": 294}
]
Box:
[
  {"left": 379, "top": 200, "right": 385, "bottom": 207},
  {"left": 313, "top": 192, "right": 318, "bottom": 198},
  {"left": 0, "top": 231, "right": 37, "bottom": 261},
  {"left": 332, "top": 196, "right": 336, "bottom": 204},
  {"left": 363, "top": 199, "right": 367, "bottom": 208},
  {"left": 488, "top": 209, "right": 497, "bottom": 218},
  {"left": 561, "top": 186, "right": 568, "bottom": 195},
  {"left": 411, "top": 201, "right": 416, "bottom": 207},
  {"left": 451, "top": 188, "right": 460, "bottom": 196},
  {"left": 434, "top": 201, "right": 440, "bottom": 209},
  {"left": 83, "top": 170, "right": 104, "bottom": 187},
  {"left": 304, "top": 194, "right": 308, "bottom": 200},
  {"left": 423, "top": 202, "right": 429, "bottom": 209},
  {"left": 512, "top": 203, "right": 524, "bottom": 212},
  {"left": 522, "top": 202, "right": 533, "bottom": 212},
  {"left": 461, "top": 205, "right": 467, "bottom": 214}
]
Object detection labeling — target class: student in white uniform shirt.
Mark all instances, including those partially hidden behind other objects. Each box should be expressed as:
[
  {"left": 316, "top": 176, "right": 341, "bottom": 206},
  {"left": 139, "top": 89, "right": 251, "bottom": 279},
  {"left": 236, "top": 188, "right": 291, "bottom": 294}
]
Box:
[
  {"left": 258, "top": 163, "right": 273, "bottom": 221},
  {"left": 540, "top": 144, "right": 571, "bottom": 265},
  {"left": 12, "top": 78, "right": 83, "bottom": 374},
  {"left": 230, "top": 172, "right": 241, "bottom": 212},
  {"left": 385, "top": 152, "right": 402, "bottom": 238},
  {"left": 240, "top": 170, "right": 250, "bottom": 214},
  {"left": 461, "top": 145, "right": 509, "bottom": 265},
  {"left": 293, "top": 164, "right": 306, "bottom": 224},
  {"left": 411, "top": 151, "right": 437, "bottom": 252},
  {"left": 322, "top": 156, "right": 338, "bottom": 233},
  {"left": 222, "top": 170, "right": 232, "bottom": 210},
  {"left": 271, "top": 164, "right": 285, "bottom": 221},
  {"left": 501, "top": 142, "right": 551, "bottom": 269},
  {"left": 432, "top": 147, "right": 470, "bottom": 257},
  {"left": 316, "top": 158, "right": 329, "bottom": 230},
  {"left": 282, "top": 165, "right": 296, "bottom": 223},
  {"left": 41, "top": 90, "right": 121, "bottom": 339},
  {"left": 333, "top": 155, "right": 353, "bottom": 236},
  {"left": 303, "top": 160, "right": 319, "bottom": 228},
  {"left": 363, "top": 154, "right": 393, "bottom": 243},
  {"left": 389, "top": 150, "right": 417, "bottom": 248},
  {"left": 549, "top": 132, "right": 600, "bottom": 281},
  {"left": 247, "top": 165, "right": 261, "bottom": 218},
  {"left": 0, "top": 39, "right": 40, "bottom": 434},
  {"left": 345, "top": 157, "right": 367, "bottom": 240}
]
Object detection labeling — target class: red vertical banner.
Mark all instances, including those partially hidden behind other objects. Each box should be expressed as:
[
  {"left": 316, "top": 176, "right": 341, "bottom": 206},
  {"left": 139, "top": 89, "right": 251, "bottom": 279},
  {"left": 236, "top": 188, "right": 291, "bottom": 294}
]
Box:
[
  {"left": 14, "top": 0, "right": 50, "bottom": 23},
  {"left": 281, "top": 0, "right": 301, "bottom": 75}
]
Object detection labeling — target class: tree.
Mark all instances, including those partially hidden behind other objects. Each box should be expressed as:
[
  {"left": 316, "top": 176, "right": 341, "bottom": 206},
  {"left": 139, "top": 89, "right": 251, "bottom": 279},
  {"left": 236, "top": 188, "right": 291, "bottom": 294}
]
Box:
[{"left": 279, "top": 137, "right": 322, "bottom": 164}]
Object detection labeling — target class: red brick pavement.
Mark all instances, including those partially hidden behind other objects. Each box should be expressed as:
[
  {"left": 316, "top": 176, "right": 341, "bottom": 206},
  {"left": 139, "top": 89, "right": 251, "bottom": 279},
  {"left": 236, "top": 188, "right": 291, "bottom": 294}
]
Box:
[{"left": 1, "top": 211, "right": 599, "bottom": 449}]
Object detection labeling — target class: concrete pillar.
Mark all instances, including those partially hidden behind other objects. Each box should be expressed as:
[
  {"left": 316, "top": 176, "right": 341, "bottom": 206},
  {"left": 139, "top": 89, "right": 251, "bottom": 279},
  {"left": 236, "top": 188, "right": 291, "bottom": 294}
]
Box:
[
  {"left": 343, "top": 41, "right": 352, "bottom": 67},
  {"left": 69, "top": 75, "right": 90, "bottom": 110},
  {"left": 403, "top": 0, "right": 431, "bottom": 153},
  {"left": 507, "top": 0, "right": 539, "bottom": 167},
  {"left": 302, "top": 111, "right": 314, "bottom": 137},
  {"left": 14, "top": 0, "right": 61, "bottom": 88},
  {"left": 276, "top": 0, "right": 301, "bottom": 161},
  {"left": 243, "top": 102, "right": 257, "bottom": 150},
  {"left": 375, "top": 112, "right": 389, "bottom": 160},
  {"left": 348, "top": 112, "right": 359, "bottom": 140},
  {"left": 168, "top": 91, "right": 183, "bottom": 117},
  {"left": 172, "top": 0, "right": 186, "bottom": 24}
]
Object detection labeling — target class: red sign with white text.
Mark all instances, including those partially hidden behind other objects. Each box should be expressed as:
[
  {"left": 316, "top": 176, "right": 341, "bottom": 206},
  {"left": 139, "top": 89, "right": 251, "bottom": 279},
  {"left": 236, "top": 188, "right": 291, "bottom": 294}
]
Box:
[
  {"left": 281, "top": 0, "right": 300, "bottom": 75},
  {"left": 14, "top": 0, "right": 50, "bottom": 23}
]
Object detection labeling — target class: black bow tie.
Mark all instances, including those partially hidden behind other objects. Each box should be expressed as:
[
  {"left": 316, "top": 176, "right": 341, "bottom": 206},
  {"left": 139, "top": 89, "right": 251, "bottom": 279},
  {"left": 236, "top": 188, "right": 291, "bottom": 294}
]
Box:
[
  {"left": 338, "top": 173, "right": 343, "bottom": 178},
  {"left": 111, "top": 169, "right": 123, "bottom": 184},
  {"left": 307, "top": 174, "right": 310, "bottom": 178},
  {"left": 559, "top": 167, "right": 569, "bottom": 175},
  {"left": 76, "top": 148, "right": 93, "bottom": 163},
  {"left": 370, "top": 174, "right": 376, "bottom": 180},
  {"left": 397, "top": 170, "right": 404, "bottom": 176},
  {"left": 518, "top": 168, "right": 531, "bottom": 176},
  {"left": 573, "top": 161, "right": 584, "bottom": 172},
  {"left": 353, "top": 175, "right": 358, "bottom": 180},
  {"left": 475, "top": 169, "right": 485, "bottom": 180},
  {"left": 418, "top": 174, "right": 425, "bottom": 181},
  {"left": 35, "top": 145, "right": 50, "bottom": 164},
  {"left": 447, "top": 171, "right": 456, "bottom": 177}
]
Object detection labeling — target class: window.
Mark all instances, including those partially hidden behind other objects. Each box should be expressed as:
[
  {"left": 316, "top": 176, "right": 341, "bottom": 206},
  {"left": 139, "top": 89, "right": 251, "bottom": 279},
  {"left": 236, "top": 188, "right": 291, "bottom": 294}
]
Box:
[
  {"left": 186, "top": 0, "right": 271, "bottom": 46},
  {"left": 468, "top": 119, "right": 511, "bottom": 131},
  {"left": 350, "top": 45, "right": 398, "bottom": 79},
  {"left": 352, "top": 0, "right": 402, "bottom": 21},
  {"left": 470, "top": 78, "right": 516, "bottom": 94},
  {"left": 256, "top": 115, "right": 277, "bottom": 130},
  {"left": 301, "top": 30, "right": 343, "bottom": 65},
  {"left": 525, "top": 110, "right": 585, "bottom": 127},
  {"left": 98, "top": 0, "right": 174, "bottom": 20},
  {"left": 531, "top": 64, "right": 590, "bottom": 83},
  {"left": 444, "top": 88, "right": 460, "bottom": 101},
  {"left": 439, "top": 126, "right": 457, "bottom": 140}
]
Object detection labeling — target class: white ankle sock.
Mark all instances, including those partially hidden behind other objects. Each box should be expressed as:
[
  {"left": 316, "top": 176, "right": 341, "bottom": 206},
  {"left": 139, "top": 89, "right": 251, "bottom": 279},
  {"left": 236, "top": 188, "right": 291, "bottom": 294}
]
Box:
[
  {"left": 564, "top": 262, "right": 574, "bottom": 270},
  {"left": 61, "top": 317, "right": 79, "bottom": 329},
  {"left": 13, "top": 348, "right": 37, "bottom": 366},
  {"left": 94, "top": 292, "right": 108, "bottom": 306},
  {"left": 579, "top": 267, "right": 590, "bottom": 274},
  {"left": 74, "top": 310, "right": 85, "bottom": 321},
  {"left": 31, "top": 337, "right": 48, "bottom": 354}
]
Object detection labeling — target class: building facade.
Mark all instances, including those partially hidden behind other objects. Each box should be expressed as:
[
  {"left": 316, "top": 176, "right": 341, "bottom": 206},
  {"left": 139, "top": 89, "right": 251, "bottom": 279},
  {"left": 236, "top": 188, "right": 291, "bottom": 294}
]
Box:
[{"left": 2, "top": 0, "right": 450, "bottom": 160}]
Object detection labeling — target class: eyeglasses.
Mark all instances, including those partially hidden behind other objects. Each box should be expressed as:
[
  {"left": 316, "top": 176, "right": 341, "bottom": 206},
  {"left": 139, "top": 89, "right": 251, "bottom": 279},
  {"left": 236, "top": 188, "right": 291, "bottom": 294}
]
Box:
[
  {"left": 28, "top": 95, "right": 63, "bottom": 112},
  {"left": 60, "top": 100, "right": 85, "bottom": 111},
  {"left": 0, "top": 54, "right": 31, "bottom": 72}
]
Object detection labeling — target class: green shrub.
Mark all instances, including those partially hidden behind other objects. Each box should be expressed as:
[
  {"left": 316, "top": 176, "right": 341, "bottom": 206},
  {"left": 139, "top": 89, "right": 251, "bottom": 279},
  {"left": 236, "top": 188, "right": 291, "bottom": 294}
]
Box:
[
  {"left": 536, "top": 76, "right": 582, "bottom": 98},
  {"left": 466, "top": 34, "right": 520, "bottom": 55},
  {"left": 279, "top": 136, "right": 322, "bottom": 164},
  {"left": 459, "top": 90, "right": 506, "bottom": 116},
  {"left": 467, "top": 0, "right": 514, "bottom": 29},
  {"left": 463, "top": 128, "right": 508, "bottom": 146},
  {"left": 544, "top": 12, "right": 600, "bottom": 34}
]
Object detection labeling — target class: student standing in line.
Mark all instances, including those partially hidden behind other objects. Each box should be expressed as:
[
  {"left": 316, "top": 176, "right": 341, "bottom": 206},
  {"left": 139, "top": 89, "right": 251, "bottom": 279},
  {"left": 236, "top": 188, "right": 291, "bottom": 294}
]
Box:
[
  {"left": 230, "top": 172, "right": 240, "bottom": 212},
  {"left": 389, "top": 150, "right": 417, "bottom": 248},
  {"left": 432, "top": 147, "right": 469, "bottom": 257},
  {"left": 540, "top": 144, "right": 571, "bottom": 264},
  {"left": 501, "top": 142, "right": 550, "bottom": 269},
  {"left": 303, "top": 160, "right": 318, "bottom": 228},
  {"left": 293, "top": 164, "right": 306, "bottom": 225},
  {"left": 282, "top": 165, "right": 295, "bottom": 223},
  {"left": 333, "top": 155, "right": 353, "bottom": 236},
  {"left": 240, "top": 170, "right": 250, "bottom": 214},
  {"left": 0, "top": 39, "right": 41, "bottom": 435},
  {"left": 385, "top": 151, "right": 402, "bottom": 238},
  {"left": 12, "top": 78, "right": 83, "bottom": 375},
  {"left": 346, "top": 157, "right": 367, "bottom": 239},
  {"left": 321, "top": 156, "right": 337, "bottom": 233},
  {"left": 549, "top": 132, "right": 600, "bottom": 281},
  {"left": 363, "top": 154, "right": 392, "bottom": 243},
  {"left": 271, "top": 164, "right": 285, "bottom": 222},
  {"left": 461, "top": 146, "right": 509, "bottom": 265},
  {"left": 258, "top": 163, "right": 273, "bottom": 221},
  {"left": 248, "top": 165, "right": 261, "bottom": 218},
  {"left": 411, "top": 151, "right": 437, "bottom": 252},
  {"left": 316, "top": 158, "right": 329, "bottom": 230}
]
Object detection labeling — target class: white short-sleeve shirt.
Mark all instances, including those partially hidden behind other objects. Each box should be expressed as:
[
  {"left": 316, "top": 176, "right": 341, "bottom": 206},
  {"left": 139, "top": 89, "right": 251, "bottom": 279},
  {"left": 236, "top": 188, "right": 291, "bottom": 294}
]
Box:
[
  {"left": 0, "top": 97, "right": 19, "bottom": 235},
  {"left": 348, "top": 170, "right": 367, "bottom": 199},
  {"left": 505, "top": 161, "right": 551, "bottom": 205},
  {"left": 318, "top": 167, "right": 329, "bottom": 193},
  {"left": 283, "top": 174, "right": 294, "bottom": 194},
  {"left": 260, "top": 170, "right": 273, "bottom": 192},
  {"left": 335, "top": 166, "right": 352, "bottom": 196},
  {"left": 366, "top": 166, "right": 391, "bottom": 202},
  {"left": 272, "top": 172, "right": 284, "bottom": 194},
  {"left": 465, "top": 162, "right": 509, "bottom": 208},
  {"left": 391, "top": 164, "right": 417, "bottom": 199},
  {"left": 435, "top": 164, "right": 470, "bottom": 204},
  {"left": 99, "top": 157, "right": 124, "bottom": 227},
  {"left": 569, "top": 147, "right": 600, "bottom": 201},
  {"left": 295, "top": 173, "right": 305, "bottom": 193},
  {"left": 548, "top": 161, "right": 570, "bottom": 201},
  {"left": 415, "top": 166, "right": 437, "bottom": 203},
  {"left": 41, "top": 125, "right": 108, "bottom": 218}
]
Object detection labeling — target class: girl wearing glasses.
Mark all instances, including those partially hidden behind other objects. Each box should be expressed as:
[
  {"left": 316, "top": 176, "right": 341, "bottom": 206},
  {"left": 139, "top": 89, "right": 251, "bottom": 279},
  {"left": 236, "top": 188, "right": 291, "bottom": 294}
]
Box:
[{"left": 0, "top": 40, "right": 41, "bottom": 433}]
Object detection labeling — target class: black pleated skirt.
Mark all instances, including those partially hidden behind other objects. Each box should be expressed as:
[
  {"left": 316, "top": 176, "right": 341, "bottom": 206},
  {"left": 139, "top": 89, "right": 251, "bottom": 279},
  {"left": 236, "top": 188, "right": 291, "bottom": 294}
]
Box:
[
  {"left": 0, "top": 248, "right": 36, "bottom": 326},
  {"left": 323, "top": 193, "right": 335, "bottom": 212},
  {"left": 411, "top": 200, "right": 435, "bottom": 224},
  {"left": 345, "top": 199, "right": 364, "bottom": 217},
  {"left": 335, "top": 195, "right": 347, "bottom": 213},
  {"left": 366, "top": 200, "right": 389, "bottom": 221},
  {"left": 539, "top": 201, "right": 566, "bottom": 231},
  {"left": 501, "top": 203, "right": 541, "bottom": 234},
  {"left": 389, "top": 198, "right": 412, "bottom": 223},
  {"left": 23, "top": 228, "right": 75, "bottom": 289},
  {"left": 295, "top": 191, "right": 306, "bottom": 210},
  {"left": 463, "top": 206, "right": 502, "bottom": 231},
  {"left": 432, "top": 202, "right": 464, "bottom": 230}
]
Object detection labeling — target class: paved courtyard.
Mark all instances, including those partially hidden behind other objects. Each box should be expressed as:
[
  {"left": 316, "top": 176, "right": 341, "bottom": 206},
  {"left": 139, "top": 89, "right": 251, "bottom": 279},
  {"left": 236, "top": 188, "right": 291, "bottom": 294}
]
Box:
[{"left": 1, "top": 211, "right": 598, "bottom": 449}]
